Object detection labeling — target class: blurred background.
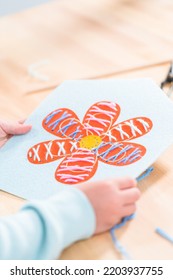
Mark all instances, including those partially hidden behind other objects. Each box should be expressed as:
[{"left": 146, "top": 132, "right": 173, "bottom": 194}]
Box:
[
  {"left": 0, "top": 0, "right": 172, "bottom": 121},
  {"left": 0, "top": 0, "right": 52, "bottom": 16}
]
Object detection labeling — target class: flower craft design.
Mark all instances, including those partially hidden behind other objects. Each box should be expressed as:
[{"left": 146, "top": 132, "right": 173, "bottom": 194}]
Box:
[{"left": 27, "top": 101, "right": 153, "bottom": 184}]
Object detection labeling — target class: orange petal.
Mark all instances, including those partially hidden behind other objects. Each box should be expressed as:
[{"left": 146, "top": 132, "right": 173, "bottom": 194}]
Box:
[
  {"left": 102, "top": 117, "right": 153, "bottom": 142},
  {"left": 55, "top": 149, "right": 98, "bottom": 184},
  {"left": 94, "top": 141, "right": 146, "bottom": 166},
  {"left": 83, "top": 101, "right": 120, "bottom": 136},
  {"left": 27, "top": 139, "right": 79, "bottom": 164},
  {"left": 42, "top": 108, "right": 85, "bottom": 140}
]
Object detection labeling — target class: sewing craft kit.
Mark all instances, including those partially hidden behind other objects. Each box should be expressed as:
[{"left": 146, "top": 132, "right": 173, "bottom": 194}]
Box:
[{"left": 1, "top": 78, "right": 173, "bottom": 200}]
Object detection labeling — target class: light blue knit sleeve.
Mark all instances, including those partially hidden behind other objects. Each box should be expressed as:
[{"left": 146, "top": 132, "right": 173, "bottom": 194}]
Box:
[{"left": 0, "top": 188, "right": 96, "bottom": 260}]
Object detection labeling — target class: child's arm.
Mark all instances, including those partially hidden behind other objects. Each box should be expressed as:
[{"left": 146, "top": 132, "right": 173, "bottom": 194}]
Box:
[
  {"left": 0, "top": 188, "right": 95, "bottom": 259},
  {"left": 0, "top": 177, "right": 139, "bottom": 260}
]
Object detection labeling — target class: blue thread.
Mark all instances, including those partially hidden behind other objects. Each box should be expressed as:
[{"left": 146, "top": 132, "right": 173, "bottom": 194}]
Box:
[
  {"left": 92, "top": 142, "right": 110, "bottom": 155},
  {"left": 110, "top": 166, "right": 154, "bottom": 259},
  {"left": 101, "top": 143, "right": 121, "bottom": 160},
  {"left": 57, "top": 123, "right": 70, "bottom": 136},
  {"left": 117, "top": 147, "right": 141, "bottom": 164},
  {"left": 45, "top": 109, "right": 62, "bottom": 124},
  {"left": 128, "top": 148, "right": 141, "bottom": 162},
  {"left": 57, "top": 118, "right": 77, "bottom": 135},
  {"left": 68, "top": 125, "right": 81, "bottom": 139},
  {"left": 110, "top": 144, "right": 133, "bottom": 162},
  {"left": 136, "top": 166, "right": 154, "bottom": 182},
  {"left": 75, "top": 135, "right": 83, "bottom": 142},
  {"left": 48, "top": 111, "right": 71, "bottom": 130},
  {"left": 155, "top": 227, "right": 173, "bottom": 244},
  {"left": 111, "top": 214, "right": 135, "bottom": 231},
  {"left": 105, "top": 144, "right": 124, "bottom": 162},
  {"left": 101, "top": 144, "right": 117, "bottom": 159},
  {"left": 110, "top": 214, "right": 135, "bottom": 260},
  {"left": 129, "top": 154, "right": 141, "bottom": 163}
]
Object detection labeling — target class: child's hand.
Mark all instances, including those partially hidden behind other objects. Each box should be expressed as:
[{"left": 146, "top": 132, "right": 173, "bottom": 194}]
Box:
[
  {"left": 77, "top": 177, "right": 140, "bottom": 234},
  {"left": 0, "top": 120, "right": 32, "bottom": 148}
]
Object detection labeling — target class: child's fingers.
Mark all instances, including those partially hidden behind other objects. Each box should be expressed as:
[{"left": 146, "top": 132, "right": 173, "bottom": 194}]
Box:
[
  {"left": 116, "top": 177, "right": 137, "bottom": 190},
  {"left": 121, "top": 187, "right": 141, "bottom": 204},
  {"left": 10, "top": 123, "right": 32, "bottom": 135},
  {"left": 121, "top": 203, "right": 136, "bottom": 217},
  {"left": 15, "top": 124, "right": 32, "bottom": 135},
  {"left": 1, "top": 121, "right": 32, "bottom": 135},
  {"left": 0, "top": 126, "right": 6, "bottom": 137}
]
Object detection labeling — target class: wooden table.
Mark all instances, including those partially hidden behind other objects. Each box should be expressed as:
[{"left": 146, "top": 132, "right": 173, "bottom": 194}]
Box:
[{"left": 0, "top": 0, "right": 173, "bottom": 259}]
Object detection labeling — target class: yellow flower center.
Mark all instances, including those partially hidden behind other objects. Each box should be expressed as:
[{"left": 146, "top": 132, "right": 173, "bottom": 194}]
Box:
[{"left": 79, "top": 135, "right": 102, "bottom": 150}]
